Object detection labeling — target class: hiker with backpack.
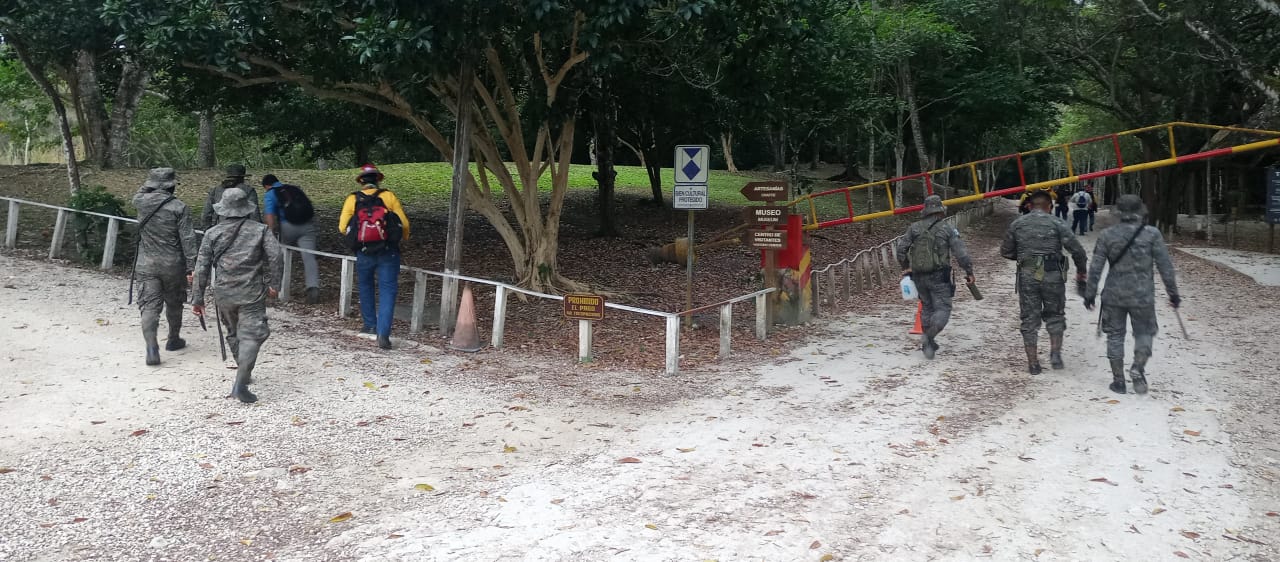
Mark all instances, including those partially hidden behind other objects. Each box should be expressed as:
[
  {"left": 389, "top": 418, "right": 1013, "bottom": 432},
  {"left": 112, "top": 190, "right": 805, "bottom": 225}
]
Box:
[
  {"left": 131, "top": 168, "right": 199, "bottom": 366},
  {"left": 191, "top": 188, "right": 283, "bottom": 404},
  {"left": 1054, "top": 187, "right": 1071, "bottom": 221},
  {"left": 202, "top": 164, "right": 262, "bottom": 228},
  {"left": 1070, "top": 188, "right": 1092, "bottom": 235},
  {"left": 895, "top": 195, "right": 976, "bottom": 360},
  {"left": 338, "top": 164, "right": 410, "bottom": 350},
  {"left": 1083, "top": 194, "right": 1181, "bottom": 396},
  {"left": 1086, "top": 185, "right": 1098, "bottom": 231},
  {"left": 1000, "top": 190, "right": 1089, "bottom": 375},
  {"left": 262, "top": 174, "right": 320, "bottom": 304}
]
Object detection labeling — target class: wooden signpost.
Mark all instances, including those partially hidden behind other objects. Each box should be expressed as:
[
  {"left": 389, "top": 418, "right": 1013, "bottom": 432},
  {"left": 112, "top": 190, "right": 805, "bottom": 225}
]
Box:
[
  {"left": 564, "top": 293, "right": 605, "bottom": 362},
  {"left": 740, "top": 180, "right": 791, "bottom": 330}
]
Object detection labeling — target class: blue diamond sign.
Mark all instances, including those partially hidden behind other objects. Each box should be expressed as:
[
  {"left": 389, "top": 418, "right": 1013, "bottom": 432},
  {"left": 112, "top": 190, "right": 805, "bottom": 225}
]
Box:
[{"left": 674, "top": 145, "right": 710, "bottom": 184}]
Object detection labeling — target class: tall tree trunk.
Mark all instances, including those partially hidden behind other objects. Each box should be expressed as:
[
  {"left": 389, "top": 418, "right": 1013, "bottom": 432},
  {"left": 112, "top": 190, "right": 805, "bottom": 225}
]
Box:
[
  {"left": 11, "top": 38, "right": 81, "bottom": 193},
  {"left": 74, "top": 50, "right": 108, "bottom": 167},
  {"left": 810, "top": 138, "right": 820, "bottom": 171},
  {"left": 591, "top": 87, "right": 620, "bottom": 237},
  {"left": 720, "top": 131, "right": 739, "bottom": 174},
  {"left": 197, "top": 110, "right": 217, "bottom": 168},
  {"left": 894, "top": 117, "right": 906, "bottom": 204},
  {"left": 353, "top": 142, "right": 372, "bottom": 167},
  {"left": 440, "top": 55, "right": 476, "bottom": 336},
  {"left": 104, "top": 60, "right": 150, "bottom": 168},
  {"left": 769, "top": 124, "right": 787, "bottom": 172},
  {"left": 900, "top": 60, "right": 930, "bottom": 175},
  {"left": 642, "top": 144, "right": 662, "bottom": 205}
]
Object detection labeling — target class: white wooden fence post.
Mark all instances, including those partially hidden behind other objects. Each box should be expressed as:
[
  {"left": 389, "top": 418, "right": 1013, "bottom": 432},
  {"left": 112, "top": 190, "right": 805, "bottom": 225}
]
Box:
[
  {"left": 338, "top": 257, "right": 354, "bottom": 318},
  {"left": 842, "top": 261, "right": 851, "bottom": 300},
  {"left": 719, "top": 303, "right": 733, "bottom": 360},
  {"left": 99, "top": 218, "right": 120, "bottom": 270},
  {"left": 4, "top": 201, "right": 18, "bottom": 249},
  {"left": 579, "top": 319, "right": 594, "bottom": 362},
  {"left": 48, "top": 209, "right": 68, "bottom": 260},
  {"left": 812, "top": 273, "right": 821, "bottom": 316},
  {"left": 665, "top": 315, "right": 681, "bottom": 375},
  {"left": 755, "top": 293, "right": 768, "bottom": 340},
  {"left": 410, "top": 270, "right": 428, "bottom": 334},
  {"left": 280, "top": 248, "right": 294, "bottom": 302},
  {"left": 491, "top": 285, "right": 508, "bottom": 349}
]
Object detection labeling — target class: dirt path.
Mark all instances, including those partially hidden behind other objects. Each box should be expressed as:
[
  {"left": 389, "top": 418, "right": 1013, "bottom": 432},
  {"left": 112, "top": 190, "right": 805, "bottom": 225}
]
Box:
[{"left": 2, "top": 205, "right": 1278, "bottom": 562}]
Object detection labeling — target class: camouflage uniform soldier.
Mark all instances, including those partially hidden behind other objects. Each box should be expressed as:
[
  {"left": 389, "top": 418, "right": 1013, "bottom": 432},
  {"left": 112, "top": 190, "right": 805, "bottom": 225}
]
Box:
[
  {"left": 202, "top": 164, "right": 262, "bottom": 228},
  {"left": 1000, "top": 190, "right": 1088, "bottom": 375},
  {"left": 192, "top": 188, "right": 283, "bottom": 404},
  {"left": 896, "top": 195, "right": 976, "bottom": 359},
  {"left": 132, "top": 168, "right": 199, "bottom": 366},
  {"left": 1083, "top": 194, "right": 1181, "bottom": 395}
]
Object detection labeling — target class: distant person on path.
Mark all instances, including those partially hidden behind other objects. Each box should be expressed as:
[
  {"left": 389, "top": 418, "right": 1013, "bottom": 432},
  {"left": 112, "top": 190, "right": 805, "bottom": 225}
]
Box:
[
  {"left": 1055, "top": 187, "right": 1071, "bottom": 221},
  {"left": 192, "top": 188, "right": 283, "bottom": 404},
  {"left": 1086, "top": 185, "right": 1098, "bottom": 231},
  {"left": 131, "top": 168, "right": 199, "bottom": 366},
  {"left": 896, "top": 195, "right": 976, "bottom": 360},
  {"left": 339, "top": 164, "right": 410, "bottom": 350},
  {"left": 202, "top": 164, "right": 262, "bottom": 228},
  {"left": 1000, "top": 190, "right": 1088, "bottom": 375},
  {"left": 1070, "top": 188, "right": 1092, "bottom": 235},
  {"left": 261, "top": 174, "right": 320, "bottom": 304},
  {"left": 1083, "top": 194, "right": 1181, "bottom": 395}
]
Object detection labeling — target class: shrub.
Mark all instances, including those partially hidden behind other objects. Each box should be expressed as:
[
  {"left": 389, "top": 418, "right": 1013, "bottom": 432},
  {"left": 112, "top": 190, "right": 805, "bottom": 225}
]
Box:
[{"left": 68, "top": 185, "right": 130, "bottom": 265}]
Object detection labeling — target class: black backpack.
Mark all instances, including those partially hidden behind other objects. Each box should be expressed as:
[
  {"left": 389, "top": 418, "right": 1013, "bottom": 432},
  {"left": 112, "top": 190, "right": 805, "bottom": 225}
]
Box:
[{"left": 276, "top": 184, "right": 315, "bottom": 224}]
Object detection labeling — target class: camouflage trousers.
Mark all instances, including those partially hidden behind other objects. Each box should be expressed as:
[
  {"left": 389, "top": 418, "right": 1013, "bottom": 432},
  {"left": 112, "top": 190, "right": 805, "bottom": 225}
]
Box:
[
  {"left": 916, "top": 269, "right": 956, "bottom": 339},
  {"left": 1016, "top": 272, "right": 1066, "bottom": 346},
  {"left": 216, "top": 298, "right": 271, "bottom": 382},
  {"left": 1101, "top": 303, "right": 1158, "bottom": 361},
  {"left": 137, "top": 272, "right": 187, "bottom": 343}
]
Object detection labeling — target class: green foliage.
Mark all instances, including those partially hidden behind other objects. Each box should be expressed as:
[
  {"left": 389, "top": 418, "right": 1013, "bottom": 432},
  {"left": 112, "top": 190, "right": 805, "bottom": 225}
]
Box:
[
  {"left": 68, "top": 185, "right": 129, "bottom": 265},
  {"left": 0, "top": 45, "right": 53, "bottom": 163}
]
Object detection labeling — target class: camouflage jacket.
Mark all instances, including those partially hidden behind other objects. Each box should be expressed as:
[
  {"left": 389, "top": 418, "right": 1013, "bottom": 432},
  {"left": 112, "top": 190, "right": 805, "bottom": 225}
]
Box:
[
  {"left": 1085, "top": 217, "right": 1179, "bottom": 307},
  {"left": 999, "top": 210, "right": 1087, "bottom": 276},
  {"left": 132, "top": 188, "right": 198, "bottom": 276},
  {"left": 192, "top": 218, "right": 282, "bottom": 306},
  {"left": 202, "top": 181, "right": 262, "bottom": 227},
  {"left": 895, "top": 217, "right": 974, "bottom": 276}
]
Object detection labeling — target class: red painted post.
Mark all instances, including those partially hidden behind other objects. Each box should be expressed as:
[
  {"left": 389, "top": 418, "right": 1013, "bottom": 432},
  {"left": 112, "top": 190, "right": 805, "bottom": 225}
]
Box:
[
  {"left": 1111, "top": 134, "right": 1124, "bottom": 168},
  {"left": 924, "top": 174, "right": 935, "bottom": 196},
  {"left": 1015, "top": 153, "right": 1027, "bottom": 187}
]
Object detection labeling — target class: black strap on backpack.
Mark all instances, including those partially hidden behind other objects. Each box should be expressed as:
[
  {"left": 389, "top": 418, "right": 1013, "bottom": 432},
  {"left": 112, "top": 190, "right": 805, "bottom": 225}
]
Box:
[
  {"left": 212, "top": 220, "right": 248, "bottom": 267},
  {"left": 127, "top": 194, "right": 177, "bottom": 305},
  {"left": 1108, "top": 224, "right": 1146, "bottom": 266}
]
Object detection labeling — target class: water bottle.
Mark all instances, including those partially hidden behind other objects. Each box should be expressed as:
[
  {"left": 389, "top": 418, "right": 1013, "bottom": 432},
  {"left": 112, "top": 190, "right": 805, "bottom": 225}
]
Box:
[{"left": 900, "top": 275, "right": 918, "bottom": 301}]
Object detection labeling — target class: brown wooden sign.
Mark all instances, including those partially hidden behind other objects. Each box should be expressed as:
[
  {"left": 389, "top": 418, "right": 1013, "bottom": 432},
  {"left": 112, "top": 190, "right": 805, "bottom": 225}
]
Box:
[
  {"left": 564, "top": 293, "right": 605, "bottom": 321},
  {"left": 741, "top": 181, "right": 790, "bottom": 202},
  {"left": 745, "top": 229, "right": 788, "bottom": 250},
  {"left": 744, "top": 205, "right": 790, "bottom": 226}
]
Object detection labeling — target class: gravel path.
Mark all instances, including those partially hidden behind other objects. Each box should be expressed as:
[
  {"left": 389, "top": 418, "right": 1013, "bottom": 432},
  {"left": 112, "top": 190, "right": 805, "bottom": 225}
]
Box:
[{"left": 2, "top": 204, "right": 1278, "bottom": 561}]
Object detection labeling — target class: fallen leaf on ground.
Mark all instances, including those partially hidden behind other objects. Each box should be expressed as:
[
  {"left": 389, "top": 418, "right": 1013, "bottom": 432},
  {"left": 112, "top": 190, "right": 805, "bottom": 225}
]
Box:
[
  {"left": 157, "top": 387, "right": 175, "bottom": 392},
  {"left": 328, "top": 512, "right": 353, "bottom": 523},
  {"left": 226, "top": 421, "right": 244, "bottom": 426},
  {"left": 502, "top": 445, "right": 517, "bottom": 453},
  {"left": 1034, "top": 549, "right": 1045, "bottom": 556},
  {"left": 413, "top": 484, "right": 435, "bottom": 492},
  {"left": 1106, "top": 400, "right": 1120, "bottom": 404},
  {"left": 90, "top": 421, "right": 105, "bottom": 425},
  {"left": 420, "top": 358, "right": 432, "bottom": 364},
  {"left": 1266, "top": 512, "right": 1278, "bottom": 517},
  {"left": 1174, "top": 551, "right": 1189, "bottom": 558},
  {"left": 70, "top": 517, "right": 88, "bottom": 524},
  {"left": 1181, "top": 531, "right": 1200, "bottom": 539},
  {"left": 40, "top": 475, "right": 51, "bottom": 481},
  {"left": 0, "top": 467, "right": 15, "bottom": 474},
  {"left": 550, "top": 499, "right": 564, "bottom": 505},
  {"left": 289, "top": 465, "right": 310, "bottom": 474},
  {"left": 619, "top": 457, "right": 641, "bottom": 463},
  {"left": 897, "top": 509, "right": 910, "bottom": 515},
  {"left": 1152, "top": 507, "right": 1167, "bottom": 515},
  {"left": 677, "top": 447, "right": 696, "bottom": 453},
  {"left": 239, "top": 539, "right": 252, "bottom": 546},
  {"left": 810, "top": 540, "right": 822, "bottom": 550},
  {"left": 363, "top": 382, "right": 378, "bottom": 390},
  {"left": 387, "top": 533, "right": 404, "bottom": 539},
  {"left": 950, "top": 495, "right": 966, "bottom": 501},
  {"left": 752, "top": 443, "right": 766, "bottom": 447},
  {"left": 239, "top": 452, "right": 255, "bottom": 459},
  {"left": 645, "top": 524, "right": 658, "bottom": 530},
  {"left": 820, "top": 554, "right": 834, "bottom": 561},
  {"left": 1171, "top": 406, "right": 1185, "bottom": 412},
  {"left": 1089, "top": 477, "right": 1119, "bottom": 486},
  {"left": 199, "top": 463, "right": 213, "bottom": 469},
  {"left": 1183, "top": 430, "right": 1201, "bottom": 437},
  {"left": 291, "top": 417, "right": 306, "bottom": 426},
  {"left": 1219, "top": 484, "right": 1234, "bottom": 489},
  {"left": 764, "top": 530, "right": 784, "bottom": 536},
  {"left": 508, "top": 406, "right": 529, "bottom": 411},
  {"left": 130, "top": 429, "right": 148, "bottom": 437}
]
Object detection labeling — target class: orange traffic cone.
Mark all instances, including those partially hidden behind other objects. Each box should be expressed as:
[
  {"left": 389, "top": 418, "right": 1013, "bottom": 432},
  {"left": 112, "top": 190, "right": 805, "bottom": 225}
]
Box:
[
  {"left": 450, "top": 283, "right": 483, "bottom": 352},
  {"left": 909, "top": 301, "right": 923, "bottom": 335}
]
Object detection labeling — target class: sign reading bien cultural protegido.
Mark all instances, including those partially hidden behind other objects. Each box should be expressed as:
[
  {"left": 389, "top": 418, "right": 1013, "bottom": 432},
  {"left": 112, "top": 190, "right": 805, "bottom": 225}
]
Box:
[{"left": 563, "top": 293, "right": 605, "bottom": 321}]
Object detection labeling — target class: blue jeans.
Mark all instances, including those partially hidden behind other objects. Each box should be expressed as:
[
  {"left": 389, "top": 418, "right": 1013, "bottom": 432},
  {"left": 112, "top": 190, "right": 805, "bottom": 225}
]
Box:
[{"left": 356, "top": 250, "right": 400, "bottom": 338}]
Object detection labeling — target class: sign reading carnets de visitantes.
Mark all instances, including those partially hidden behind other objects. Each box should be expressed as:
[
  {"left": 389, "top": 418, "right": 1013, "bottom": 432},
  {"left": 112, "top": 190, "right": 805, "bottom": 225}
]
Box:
[{"left": 563, "top": 293, "right": 605, "bottom": 321}]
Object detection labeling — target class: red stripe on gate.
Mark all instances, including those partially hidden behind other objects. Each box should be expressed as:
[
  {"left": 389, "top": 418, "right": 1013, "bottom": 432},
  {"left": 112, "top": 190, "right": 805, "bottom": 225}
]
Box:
[{"left": 1176, "top": 147, "right": 1234, "bottom": 163}]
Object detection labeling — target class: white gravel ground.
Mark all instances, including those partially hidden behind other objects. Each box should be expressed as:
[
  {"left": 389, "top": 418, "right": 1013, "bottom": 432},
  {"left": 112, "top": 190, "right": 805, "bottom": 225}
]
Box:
[{"left": 2, "top": 204, "right": 1278, "bottom": 562}]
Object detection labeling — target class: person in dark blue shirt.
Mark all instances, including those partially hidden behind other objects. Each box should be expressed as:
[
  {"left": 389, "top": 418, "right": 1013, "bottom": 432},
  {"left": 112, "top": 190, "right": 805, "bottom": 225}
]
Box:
[{"left": 262, "top": 174, "right": 321, "bottom": 304}]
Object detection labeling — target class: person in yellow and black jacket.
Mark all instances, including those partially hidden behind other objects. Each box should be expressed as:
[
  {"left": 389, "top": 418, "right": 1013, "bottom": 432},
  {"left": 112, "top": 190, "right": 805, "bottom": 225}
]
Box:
[{"left": 338, "top": 164, "right": 411, "bottom": 349}]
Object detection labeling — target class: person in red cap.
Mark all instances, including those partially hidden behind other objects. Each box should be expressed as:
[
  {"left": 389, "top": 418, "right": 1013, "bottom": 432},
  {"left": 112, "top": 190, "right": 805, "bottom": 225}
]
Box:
[{"left": 338, "top": 164, "right": 411, "bottom": 349}]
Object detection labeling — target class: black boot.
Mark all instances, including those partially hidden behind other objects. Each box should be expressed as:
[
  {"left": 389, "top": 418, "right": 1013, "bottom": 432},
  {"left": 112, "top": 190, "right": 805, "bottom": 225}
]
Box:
[
  {"left": 231, "top": 382, "right": 258, "bottom": 404},
  {"left": 142, "top": 310, "right": 161, "bottom": 366},
  {"left": 165, "top": 337, "right": 186, "bottom": 351},
  {"left": 1049, "top": 334, "right": 1064, "bottom": 370},
  {"left": 230, "top": 342, "right": 259, "bottom": 404},
  {"left": 146, "top": 345, "right": 160, "bottom": 366},
  {"left": 305, "top": 287, "right": 320, "bottom": 305},
  {"left": 378, "top": 335, "right": 392, "bottom": 350},
  {"left": 1129, "top": 355, "right": 1149, "bottom": 394},
  {"left": 1108, "top": 359, "right": 1126, "bottom": 394},
  {"left": 1025, "top": 345, "right": 1042, "bottom": 375}
]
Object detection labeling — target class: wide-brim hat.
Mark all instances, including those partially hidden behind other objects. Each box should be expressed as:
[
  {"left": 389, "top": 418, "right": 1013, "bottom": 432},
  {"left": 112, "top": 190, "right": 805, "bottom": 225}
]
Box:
[
  {"left": 213, "top": 187, "right": 256, "bottom": 217},
  {"left": 142, "top": 167, "right": 177, "bottom": 192},
  {"left": 921, "top": 195, "right": 946, "bottom": 215},
  {"left": 225, "top": 164, "right": 249, "bottom": 179},
  {"left": 1116, "top": 194, "right": 1146, "bottom": 216}
]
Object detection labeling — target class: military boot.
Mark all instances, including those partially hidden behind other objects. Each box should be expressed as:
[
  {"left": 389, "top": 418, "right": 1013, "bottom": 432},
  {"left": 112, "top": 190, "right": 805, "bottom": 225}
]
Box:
[
  {"left": 230, "top": 360, "right": 258, "bottom": 403},
  {"left": 1025, "top": 345, "right": 1042, "bottom": 375},
  {"left": 1130, "top": 353, "right": 1150, "bottom": 395},
  {"left": 1108, "top": 359, "right": 1126, "bottom": 394},
  {"left": 165, "top": 337, "right": 187, "bottom": 351},
  {"left": 142, "top": 311, "right": 161, "bottom": 366},
  {"left": 305, "top": 287, "right": 320, "bottom": 305},
  {"left": 1049, "top": 334, "right": 1064, "bottom": 370},
  {"left": 146, "top": 345, "right": 161, "bottom": 366}
]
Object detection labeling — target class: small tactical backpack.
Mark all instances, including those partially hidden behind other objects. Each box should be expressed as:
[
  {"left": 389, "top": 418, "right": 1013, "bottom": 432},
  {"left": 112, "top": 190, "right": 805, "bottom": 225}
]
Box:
[{"left": 908, "top": 218, "right": 950, "bottom": 274}]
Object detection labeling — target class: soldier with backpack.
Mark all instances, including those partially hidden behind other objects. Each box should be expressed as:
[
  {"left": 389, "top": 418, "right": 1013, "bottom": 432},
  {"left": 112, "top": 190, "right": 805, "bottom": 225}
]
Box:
[
  {"left": 1083, "top": 194, "right": 1181, "bottom": 395},
  {"left": 202, "top": 164, "right": 262, "bottom": 228},
  {"left": 1000, "top": 190, "right": 1089, "bottom": 375},
  {"left": 192, "top": 188, "right": 283, "bottom": 404},
  {"left": 895, "top": 195, "right": 976, "bottom": 359},
  {"left": 131, "top": 168, "right": 199, "bottom": 366},
  {"left": 338, "top": 164, "right": 410, "bottom": 349},
  {"left": 261, "top": 174, "right": 320, "bottom": 304}
]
